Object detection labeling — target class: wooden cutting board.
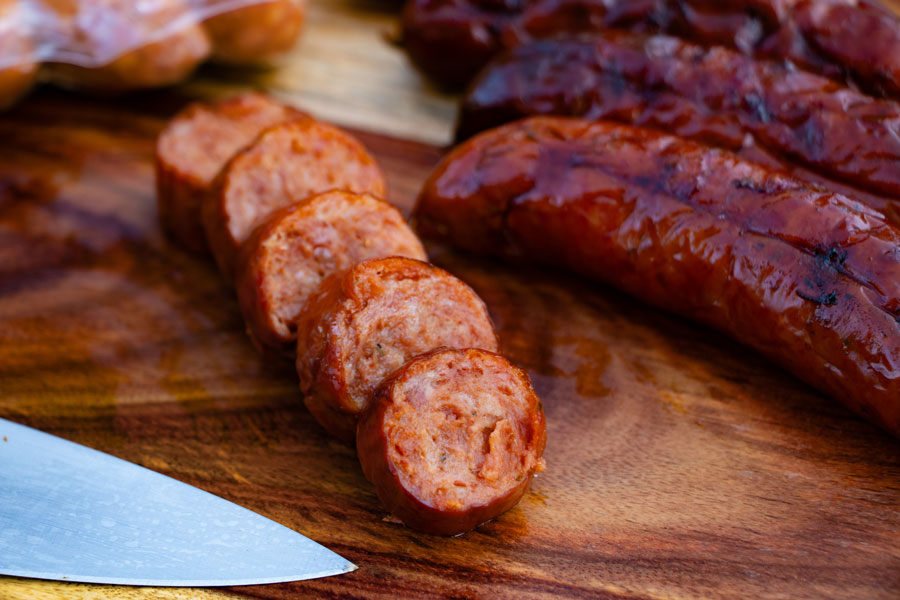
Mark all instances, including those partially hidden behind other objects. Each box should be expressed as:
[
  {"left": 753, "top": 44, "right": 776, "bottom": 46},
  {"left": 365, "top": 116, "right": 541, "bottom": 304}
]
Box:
[{"left": 1, "top": 2, "right": 898, "bottom": 599}]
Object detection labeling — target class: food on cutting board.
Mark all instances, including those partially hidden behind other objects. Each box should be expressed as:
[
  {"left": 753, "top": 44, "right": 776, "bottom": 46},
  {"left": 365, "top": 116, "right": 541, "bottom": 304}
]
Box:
[
  {"left": 235, "top": 191, "right": 427, "bottom": 354},
  {"left": 43, "top": 0, "right": 212, "bottom": 92},
  {"left": 400, "top": 0, "right": 900, "bottom": 95},
  {"left": 155, "top": 92, "right": 309, "bottom": 254},
  {"left": 415, "top": 116, "right": 900, "bottom": 437},
  {"left": 357, "top": 348, "right": 546, "bottom": 536},
  {"left": 0, "top": 0, "right": 38, "bottom": 110},
  {"left": 202, "top": 118, "right": 387, "bottom": 278},
  {"left": 155, "top": 94, "right": 542, "bottom": 533},
  {"left": 456, "top": 32, "right": 900, "bottom": 199},
  {"left": 205, "top": 0, "right": 307, "bottom": 65},
  {"left": 295, "top": 257, "right": 499, "bottom": 442}
]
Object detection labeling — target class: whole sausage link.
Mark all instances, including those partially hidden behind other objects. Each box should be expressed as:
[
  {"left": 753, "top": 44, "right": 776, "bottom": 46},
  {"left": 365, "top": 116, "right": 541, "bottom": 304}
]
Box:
[{"left": 415, "top": 116, "right": 900, "bottom": 436}]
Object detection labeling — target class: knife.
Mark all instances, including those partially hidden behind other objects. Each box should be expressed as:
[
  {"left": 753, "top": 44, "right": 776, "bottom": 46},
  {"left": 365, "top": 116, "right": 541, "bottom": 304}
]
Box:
[{"left": 0, "top": 418, "right": 355, "bottom": 587}]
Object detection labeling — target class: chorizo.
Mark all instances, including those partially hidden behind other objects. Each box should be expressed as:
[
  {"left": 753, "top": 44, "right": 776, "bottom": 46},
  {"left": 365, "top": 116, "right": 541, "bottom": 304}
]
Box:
[
  {"left": 456, "top": 33, "right": 900, "bottom": 200},
  {"left": 401, "top": 0, "right": 900, "bottom": 95},
  {"left": 357, "top": 348, "right": 546, "bottom": 536},
  {"left": 202, "top": 119, "right": 386, "bottom": 279},
  {"left": 155, "top": 93, "right": 308, "bottom": 254},
  {"left": 415, "top": 117, "right": 900, "bottom": 437},
  {"left": 235, "top": 190, "right": 427, "bottom": 354},
  {"left": 204, "top": 0, "right": 307, "bottom": 65},
  {"left": 295, "top": 257, "right": 499, "bottom": 442}
]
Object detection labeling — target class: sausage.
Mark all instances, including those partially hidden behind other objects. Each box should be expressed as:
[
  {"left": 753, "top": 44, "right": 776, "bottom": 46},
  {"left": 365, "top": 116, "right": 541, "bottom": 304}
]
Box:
[
  {"left": 357, "top": 347, "right": 546, "bottom": 535},
  {"left": 202, "top": 118, "right": 387, "bottom": 279},
  {"left": 0, "top": 0, "right": 38, "bottom": 111},
  {"left": 401, "top": 0, "right": 900, "bottom": 95},
  {"left": 204, "top": 0, "right": 307, "bottom": 65},
  {"left": 295, "top": 257, "right": 499, "bottom": 441},
  {"left": 414, "top": 116, "right": 900, "bottom": 437},
  {"left": 44, "top": 0, "right": 211, "bottom": 92},
  {"left": 155, "top": 93, "right": 308, "bottom": 254},
  {"left": 235, "top": 190, "right": 427, "bottom": 354},
  {"left": 456, "top": 33, "right": 900, "bottom": 201}
]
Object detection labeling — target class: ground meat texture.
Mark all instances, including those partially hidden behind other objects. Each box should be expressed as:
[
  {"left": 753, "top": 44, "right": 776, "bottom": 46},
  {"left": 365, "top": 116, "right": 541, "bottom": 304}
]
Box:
[
  {"left": 235, "top": 191, "right": 427, "bottom": 354},
  {"left": 295, "top": 257, "right": 499, "bottom": 442},
  {"left": 456, "top": 33, "right": 900, "bottom": 202},
  {"left": 202, "top": 119, "right": 387, "bottom": 279},
  {"left": 357, "top": 348, "right": 547, "bottom": 536},
  {"left": 401, "top": 0, "right": 900, "bottom": 96},
  {"left": 204, "top": 0, "right": 307, "bottom": 65},
  {"left": 43, "top": 0, "right": 211, "bottom": 92},
  {"left": 415, "top": 116, "right": 900, "bottom": 437},
  {"left": 155, "top": 93, "right": 308, "bottom": 254}
]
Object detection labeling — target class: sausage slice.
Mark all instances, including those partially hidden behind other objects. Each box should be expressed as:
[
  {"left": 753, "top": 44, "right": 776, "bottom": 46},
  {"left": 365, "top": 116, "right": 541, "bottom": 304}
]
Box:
[
  {"left": 357, "top": 348, "right": 547, "bottom": 536},
  {"left": 295, "top": 257, "right": 498, "bottom": 441},
  {"left": 235, "top": 191, "right": 427, "bottom": 354},
  {"left": 155, "top": 93, "right": 308, "bottom": 253},
  {"left": 203, "top": 119, "right": 387, "bottom": 278}
]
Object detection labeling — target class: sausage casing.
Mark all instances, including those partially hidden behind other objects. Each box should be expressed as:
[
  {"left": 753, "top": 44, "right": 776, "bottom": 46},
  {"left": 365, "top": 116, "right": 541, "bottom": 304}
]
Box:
[
  {"left": 415, "top": 116, "right": 900, "bottom": 436},
  {"left": 357, "top": 347, "right": 546, "bottom": 535}
]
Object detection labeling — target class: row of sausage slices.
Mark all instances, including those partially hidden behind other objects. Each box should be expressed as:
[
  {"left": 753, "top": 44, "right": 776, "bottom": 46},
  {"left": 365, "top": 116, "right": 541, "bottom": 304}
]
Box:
[{"left": 154, "top": 93, "right": 547, "bottom": 535}]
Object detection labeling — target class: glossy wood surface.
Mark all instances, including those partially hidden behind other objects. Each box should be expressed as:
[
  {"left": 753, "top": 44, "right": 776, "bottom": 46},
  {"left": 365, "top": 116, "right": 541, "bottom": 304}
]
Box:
[{"left": 1, "top": 1, "right": 899, "bottom": 599}]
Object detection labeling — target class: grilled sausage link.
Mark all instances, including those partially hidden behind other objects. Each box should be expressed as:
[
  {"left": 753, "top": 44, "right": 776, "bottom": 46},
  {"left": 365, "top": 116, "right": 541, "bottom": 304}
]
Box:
[
  {"left": 401, "top": 0, "right": 900, "bottom": 95},
  {"left": 456, "top": 32, "right": 900, "bottom": 207},
  {"left": 415, "top": 116, "right": 900, "bottom": 436}
]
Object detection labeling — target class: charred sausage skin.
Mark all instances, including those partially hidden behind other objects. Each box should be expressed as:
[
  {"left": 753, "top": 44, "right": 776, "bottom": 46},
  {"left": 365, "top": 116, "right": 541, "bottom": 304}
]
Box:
[
  {"left": 401, "top": 0, "right": 900, "bottom": 95},
  {"left": 357, "top": 348, "right": 546, "bottom": 536},
  {"left": 415, "top": 116, "right": 900, "bottom": 436},
  {"left": 295, "top": 257, "right": 499, "bottom": 442}
]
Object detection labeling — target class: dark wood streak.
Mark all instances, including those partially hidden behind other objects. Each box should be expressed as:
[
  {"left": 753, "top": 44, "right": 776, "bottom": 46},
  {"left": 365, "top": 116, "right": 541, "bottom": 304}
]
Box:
[{"left": 0, "top": 88, "right": 898, "bottom": 600}]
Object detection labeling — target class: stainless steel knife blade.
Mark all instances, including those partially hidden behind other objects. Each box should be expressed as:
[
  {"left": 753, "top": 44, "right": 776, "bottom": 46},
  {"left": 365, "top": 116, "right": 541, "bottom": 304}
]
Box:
[{"left": 0, "top": 418, "right": 356, "bottom": 586}]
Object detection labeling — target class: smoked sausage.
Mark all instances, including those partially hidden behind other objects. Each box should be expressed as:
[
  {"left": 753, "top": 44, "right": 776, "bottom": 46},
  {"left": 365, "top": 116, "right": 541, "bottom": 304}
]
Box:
[
  {"left": 155, "top": 93, "right": 308, "bottom": 254},
  {"left": 235, "top": 190, "right": 426, "bottom": 354},
  {"left": 357, "top": 348, "right": 547, "bottom": 535},
  {"left": 295, "top": 257, "right": 499, "bottom": 442},
  {"left": 204, "top": 0, "right": 307, "bottom": 65},
  {"left": 401, "top": 0, "right": 900, "bottom": 95},
  {"left": 456, "top": 33, "right": 900, "bottom": 200},
  {"left": 202, "top": 119, "right": 386, "bottom": 279},
  {"left": 415, "top": 116, "right": 900, "bottom": 437}
]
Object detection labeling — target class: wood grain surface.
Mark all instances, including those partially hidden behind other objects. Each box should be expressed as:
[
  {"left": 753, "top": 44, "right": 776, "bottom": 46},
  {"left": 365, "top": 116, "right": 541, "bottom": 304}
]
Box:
[{"left": 1, "top": 1, "right": 899, "bottom": 599}]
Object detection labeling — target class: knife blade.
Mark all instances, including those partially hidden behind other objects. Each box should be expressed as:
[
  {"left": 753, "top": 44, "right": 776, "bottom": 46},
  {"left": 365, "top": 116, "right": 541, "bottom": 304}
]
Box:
[{"left": 0, "top": 418, "right": 355, "bottom": 587}]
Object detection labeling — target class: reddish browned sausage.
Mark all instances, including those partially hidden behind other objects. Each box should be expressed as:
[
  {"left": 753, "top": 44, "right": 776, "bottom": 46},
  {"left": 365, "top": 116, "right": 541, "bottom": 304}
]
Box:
[
  {"left": 456, "top": 33, "right": 900, "bottom": 201},
  {"left": 357, "top": 347, "right": 546, "bottom": 535},
  {"left": 401, "top": 0, "right": 900, "bottom": 95},
  {"left": 415, "top": 116, "right": 900, "bottom": 437},
  {"left": 204, "top": 0, "right": 307, "bottom": 65},
  {"left": 295, "top": 257, "right": 499, "bottom": 441},
  {"left": 235, "top": 190, "right": 427, "bottom": 354},
  {"left": 202, "top": 119, "right": 387, "bottom": 278},
  {"left": 155, "top": 93, "right": 308, "bottom": 254}
]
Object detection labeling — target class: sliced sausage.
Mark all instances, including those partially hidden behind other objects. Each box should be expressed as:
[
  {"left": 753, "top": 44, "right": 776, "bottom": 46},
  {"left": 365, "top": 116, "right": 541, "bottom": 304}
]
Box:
[
  {"left": 202, "top": 119, "right": 387, "bottom": 279},
  {"left": 415, "top": 116, "right": 900, "bottom": 437},
  {"left": 357, "top": 347, "right": 547, "bottom": 536},
  {"left": 295, "top": 257, "right": 499, "bottom": 442},
  {"left": 456, "top": 33, "right": 900, "bottom": 202},
  {"left": 155, "top": 93, "right": 308, "bottom": 254},
  {"left": 235, "top": 190, "right": 427, "bottom": 354},
  {"left": 205, "top": 0, "right": 307, "bottom": 65}
]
